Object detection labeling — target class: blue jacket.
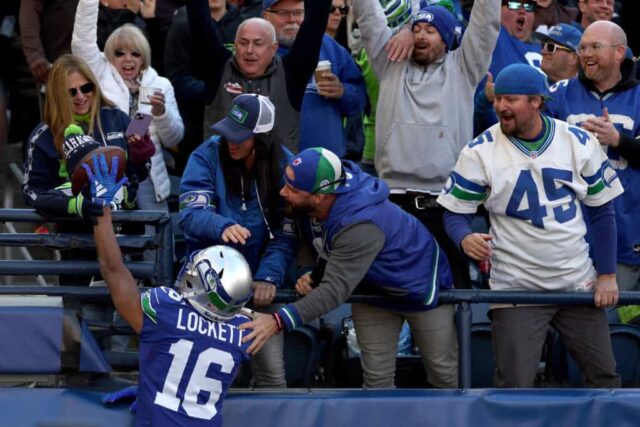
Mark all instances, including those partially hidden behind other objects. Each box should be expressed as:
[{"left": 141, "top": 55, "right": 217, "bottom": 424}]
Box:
[
  {"left": 179, "top": 137, "right": 296, "bottom": 286},
  {"left": 23, "top": 106, "right": 133, "bottom": 217},
  {"left": 545, "top": 60, "right": 640, "bottom": 266},
  {"left": 324, "top": 162, "right": 453, "bottom": 307},
  {"left": 280, "top": 35, "right": 366, "bottom": 158}
]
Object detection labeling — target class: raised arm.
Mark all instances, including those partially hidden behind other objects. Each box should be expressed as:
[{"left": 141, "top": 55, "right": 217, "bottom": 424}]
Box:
[
  {"left": 94, "top": 207, "right": 143, "bottom": 333},
  {"left": 186, "top": 0, "right": 232, "bottom": 103},
  {"left": 455, "top": 0, "right": 501, "bottom": 87},
  {"left": 350, "top": 0, "right": 394, "bottom": 77},
  {"left": 71, "top": 0, "right": 110, "bottom": 81},
  {"left": 282, "top": 0, "right": 332, "bottom": 110}
]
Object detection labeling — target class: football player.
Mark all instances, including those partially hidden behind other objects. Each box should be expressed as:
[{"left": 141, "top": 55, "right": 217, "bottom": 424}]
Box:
[{"left": 89, "top": 153, "right": 254, "bottom": 426}]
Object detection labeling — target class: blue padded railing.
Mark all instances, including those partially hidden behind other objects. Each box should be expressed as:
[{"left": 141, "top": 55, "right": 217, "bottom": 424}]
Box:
[
  {"left": 1, "top": 286, "right": 639, "bottom": 388},
  {"left": 0, "top": 209, "right": 174, "bottom": 287}
]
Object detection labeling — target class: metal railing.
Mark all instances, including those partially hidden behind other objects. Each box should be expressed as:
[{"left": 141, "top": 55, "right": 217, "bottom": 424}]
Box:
[
  {"left": 1, "top": 285, "right": 638, "bottom": 388},
  {"left": 0, "top": 209, "right": 174, "bottom": 287}
]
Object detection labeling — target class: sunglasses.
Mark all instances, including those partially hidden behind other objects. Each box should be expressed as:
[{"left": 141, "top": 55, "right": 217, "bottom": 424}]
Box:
[
  {"left": 114, "top": 49, "right": 142, "bottom": 58},
  {"left": 330, "top": 5, "right": 350, "bottom": 15},
  {"left": 543, "top": 42, "right": 573, "bottom": 54},
  {"left": 68, "top": 81, "right": 95, "bottom": 97},
  {"left": 502, "top": 1, "right": 536, "bottom": 12}
]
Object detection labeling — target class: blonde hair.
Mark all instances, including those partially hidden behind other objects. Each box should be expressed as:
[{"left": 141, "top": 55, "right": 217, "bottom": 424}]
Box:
[
  {"left": 104, "top": 24, "right": 152, "bottom": 71},
  {"left": 44, "top": 54, "right": 113, "bottom": 155}
]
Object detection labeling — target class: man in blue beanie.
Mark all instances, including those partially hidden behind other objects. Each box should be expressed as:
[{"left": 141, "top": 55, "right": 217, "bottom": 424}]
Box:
[
  {"left": 349, "top": 0, "right": 500, "bottom": 290},
  {"left": 438, "top": 63, "right": 623, "bottom": 387}
]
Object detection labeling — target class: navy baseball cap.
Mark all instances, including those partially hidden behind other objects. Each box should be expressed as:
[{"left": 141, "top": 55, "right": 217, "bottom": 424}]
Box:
[
  {"left": 211, "top": 94, "right": 275, "bottom": 144},
  {"left": 494, "top": 63, "right": 549, "bottom": 97},
  {"left": 534, "top": 23, "right": 582, "bottom": 52}
]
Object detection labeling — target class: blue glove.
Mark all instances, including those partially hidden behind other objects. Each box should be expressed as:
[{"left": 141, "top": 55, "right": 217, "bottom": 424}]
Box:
[
  {"left": 102, "top": 385, "right": 138, "bottom": 413},
  {"left": 82, "top": 153, "right": 128, "bottom": 204}
]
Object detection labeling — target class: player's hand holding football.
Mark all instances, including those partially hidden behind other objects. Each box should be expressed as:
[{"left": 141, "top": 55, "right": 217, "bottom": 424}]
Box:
[
  {"left": 82, "top": 152, "right": 129, "bottom": 206},
  {"left": 593, "top": 273, "right": 619, "bottom": 308}
]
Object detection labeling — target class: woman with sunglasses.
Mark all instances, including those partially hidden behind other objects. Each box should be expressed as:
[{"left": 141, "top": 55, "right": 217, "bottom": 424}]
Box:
[
  {"left": 22, "top": 54, "right": 146, "bottom": 285},
  {"left": 326, "top": 1, "right": 349, "bottom": 40},
  {"left": 72, "top": 0, "right": 184, "bottom": 219}
]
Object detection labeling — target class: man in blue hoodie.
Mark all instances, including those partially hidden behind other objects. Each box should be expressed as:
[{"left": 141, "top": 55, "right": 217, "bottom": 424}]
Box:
[{"left": 240, "top": 148, "right": 458, "bottom": 389}]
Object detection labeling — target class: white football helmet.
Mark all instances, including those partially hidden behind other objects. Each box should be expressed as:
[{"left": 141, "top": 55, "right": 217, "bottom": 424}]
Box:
[{"left": 176, "top": 246, "right": 253, "bottom": 321}]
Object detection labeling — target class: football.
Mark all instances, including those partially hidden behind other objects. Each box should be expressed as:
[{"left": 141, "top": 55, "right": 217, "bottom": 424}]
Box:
[{"left": 71, "top": 146, "right": 127, "bottom": 195}]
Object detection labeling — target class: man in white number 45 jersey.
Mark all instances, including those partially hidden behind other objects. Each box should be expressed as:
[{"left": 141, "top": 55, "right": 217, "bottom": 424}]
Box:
[
  {"left": 437, "top": 63, "right": 622, "bottom": 387},
  {"left": 91, "top": 152, "right": 254, "bottom": 426}
]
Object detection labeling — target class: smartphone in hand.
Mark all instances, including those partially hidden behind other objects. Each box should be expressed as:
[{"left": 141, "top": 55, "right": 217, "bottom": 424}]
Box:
[{"left": 125, "top": 111, "right": 153, "bottom": 137}]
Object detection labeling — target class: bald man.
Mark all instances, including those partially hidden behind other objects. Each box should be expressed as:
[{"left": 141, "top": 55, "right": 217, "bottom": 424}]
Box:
[
  {"left": 546, "top": 20, "right": 640, "bottom": 292},
  {"left": 186, "top": 0, "right": 332, "bottom": 152}
]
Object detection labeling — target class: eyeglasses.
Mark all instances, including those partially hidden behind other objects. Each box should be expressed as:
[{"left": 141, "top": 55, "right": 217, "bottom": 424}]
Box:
[
  {"left": 329, "top": 5, "right": 349, "bottom": 15},
  {"left": 264, "top": 9, "right": 305, "bottom": 19},
  {"left": 68, "top": 82, "right": 95, "bottom": 97},
  {"left": 502, "top": 1, "right": 536, "bottom": 12},
  {"left": 114, "top": 49, "right": 142, "bottom": 58},
  {"left": 576, "top": 43, "right": 620, "bottom": 55},
  {"left": 543, "top": 42, "right": 573, "bottom": 54}
]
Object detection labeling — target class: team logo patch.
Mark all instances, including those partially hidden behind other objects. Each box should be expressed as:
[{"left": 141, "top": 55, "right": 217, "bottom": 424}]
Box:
[
  {"left": 223, "top": 82, "right": 243, "bottom": 95},
  {"left": 415, "top": 11, "right": 434, "bottom": 22},
  {"left": 179, "top": 191, "right": 211, "bottom": 210},
  {"left": 318, "top": 178, "right": 330, "bottom": 188},
  {"left": 229, "top": 105, "right": 248, "bottom": 124},
  {"left": 292, "top": 157, "right": 302, "bottom": 166}
]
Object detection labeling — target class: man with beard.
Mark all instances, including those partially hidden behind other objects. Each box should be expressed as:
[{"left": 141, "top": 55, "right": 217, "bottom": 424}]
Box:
[
  {"left": 474, "top": 0, "right": 542, "bottom": 134},
  {"left": 439, "top": 63, "right": 623, "bottom": 388},
  {"left": 240, "top": 147, "right": 458, "bottom": 389},
  {"left": 263, "top": 0, "right": 366, "bottom": 158},
  {"left": 545, "top": 20, "right": 640, "bottom": 293},
  {"left": 347, "top": 0, "right": 500, "bottom": 290}
]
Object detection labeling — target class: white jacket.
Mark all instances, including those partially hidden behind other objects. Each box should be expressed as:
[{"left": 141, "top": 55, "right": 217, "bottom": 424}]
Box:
[{"left": 71, "top": 0, "right": 183, "bottom": 202}]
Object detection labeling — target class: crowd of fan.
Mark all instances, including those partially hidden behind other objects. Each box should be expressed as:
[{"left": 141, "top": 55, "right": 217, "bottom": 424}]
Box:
[{"left": 0, "top": 0, "right": 639, "bottom": 392}]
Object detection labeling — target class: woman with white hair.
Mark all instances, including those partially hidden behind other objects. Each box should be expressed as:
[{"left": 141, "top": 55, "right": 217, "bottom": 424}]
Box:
[{"left": 72, "top": 0, "right": 184, "bottom": 216}]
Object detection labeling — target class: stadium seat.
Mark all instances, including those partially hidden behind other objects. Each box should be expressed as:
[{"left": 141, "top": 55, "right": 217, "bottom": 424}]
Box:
[
  {"left": 284, "top": 325, "right": 321, "bottom": 387},
  {"left": 470, "top": 322, "right": 494, "bottom": 388},
  {"left": 549, "top": 323, "right": 640, "bottom": 387}
]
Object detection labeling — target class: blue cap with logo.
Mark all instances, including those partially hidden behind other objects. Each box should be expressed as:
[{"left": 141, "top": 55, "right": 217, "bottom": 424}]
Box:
[
  {"left": 412, "top": 5, "right": 458, "bottom": 52},
  {"left": 211, "top": 94, "right": 275, "bottom": 144},
  {"left": 285, "top": 148, "right": 344, "bottom": 194},
  {"left": 494, "top": 63, "right": 549, "bottom": 97},
  {"left": 534, "top": 23, "right": 582, "bottom": 52}
]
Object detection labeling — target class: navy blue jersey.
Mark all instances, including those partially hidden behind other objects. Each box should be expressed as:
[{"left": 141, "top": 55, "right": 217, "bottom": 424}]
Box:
[
  {"left": 546, "top": 77, "right": 640, "bottom": 265},
  {"left": 137, "top": 287, "right": 251, "bottom": 426}
]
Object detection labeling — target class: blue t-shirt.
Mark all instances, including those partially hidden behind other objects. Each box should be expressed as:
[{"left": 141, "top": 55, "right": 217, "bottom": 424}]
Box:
[{"left": 136, "top": 287, "right": 251, "bottom": 426}]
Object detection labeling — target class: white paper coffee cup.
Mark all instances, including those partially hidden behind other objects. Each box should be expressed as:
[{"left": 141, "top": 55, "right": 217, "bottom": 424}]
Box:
[{"left": 314, "top": 60, "right": 332, "bottom": 83}]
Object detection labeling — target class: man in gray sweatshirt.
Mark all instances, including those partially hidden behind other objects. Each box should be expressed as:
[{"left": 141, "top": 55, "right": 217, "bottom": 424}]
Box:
[{"left": 351, "top": 0, "right": 500, "bottom": 288}]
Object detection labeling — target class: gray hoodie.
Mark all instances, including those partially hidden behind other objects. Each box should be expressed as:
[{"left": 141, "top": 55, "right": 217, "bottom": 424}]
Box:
[{"left": 351, "top": 0, "right": 500, "bottom": 193}]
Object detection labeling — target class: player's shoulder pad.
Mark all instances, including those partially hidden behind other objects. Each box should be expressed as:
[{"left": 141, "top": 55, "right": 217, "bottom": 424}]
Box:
[{"left": 141, "top": 286, "right": 186, "bottom": 324}]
